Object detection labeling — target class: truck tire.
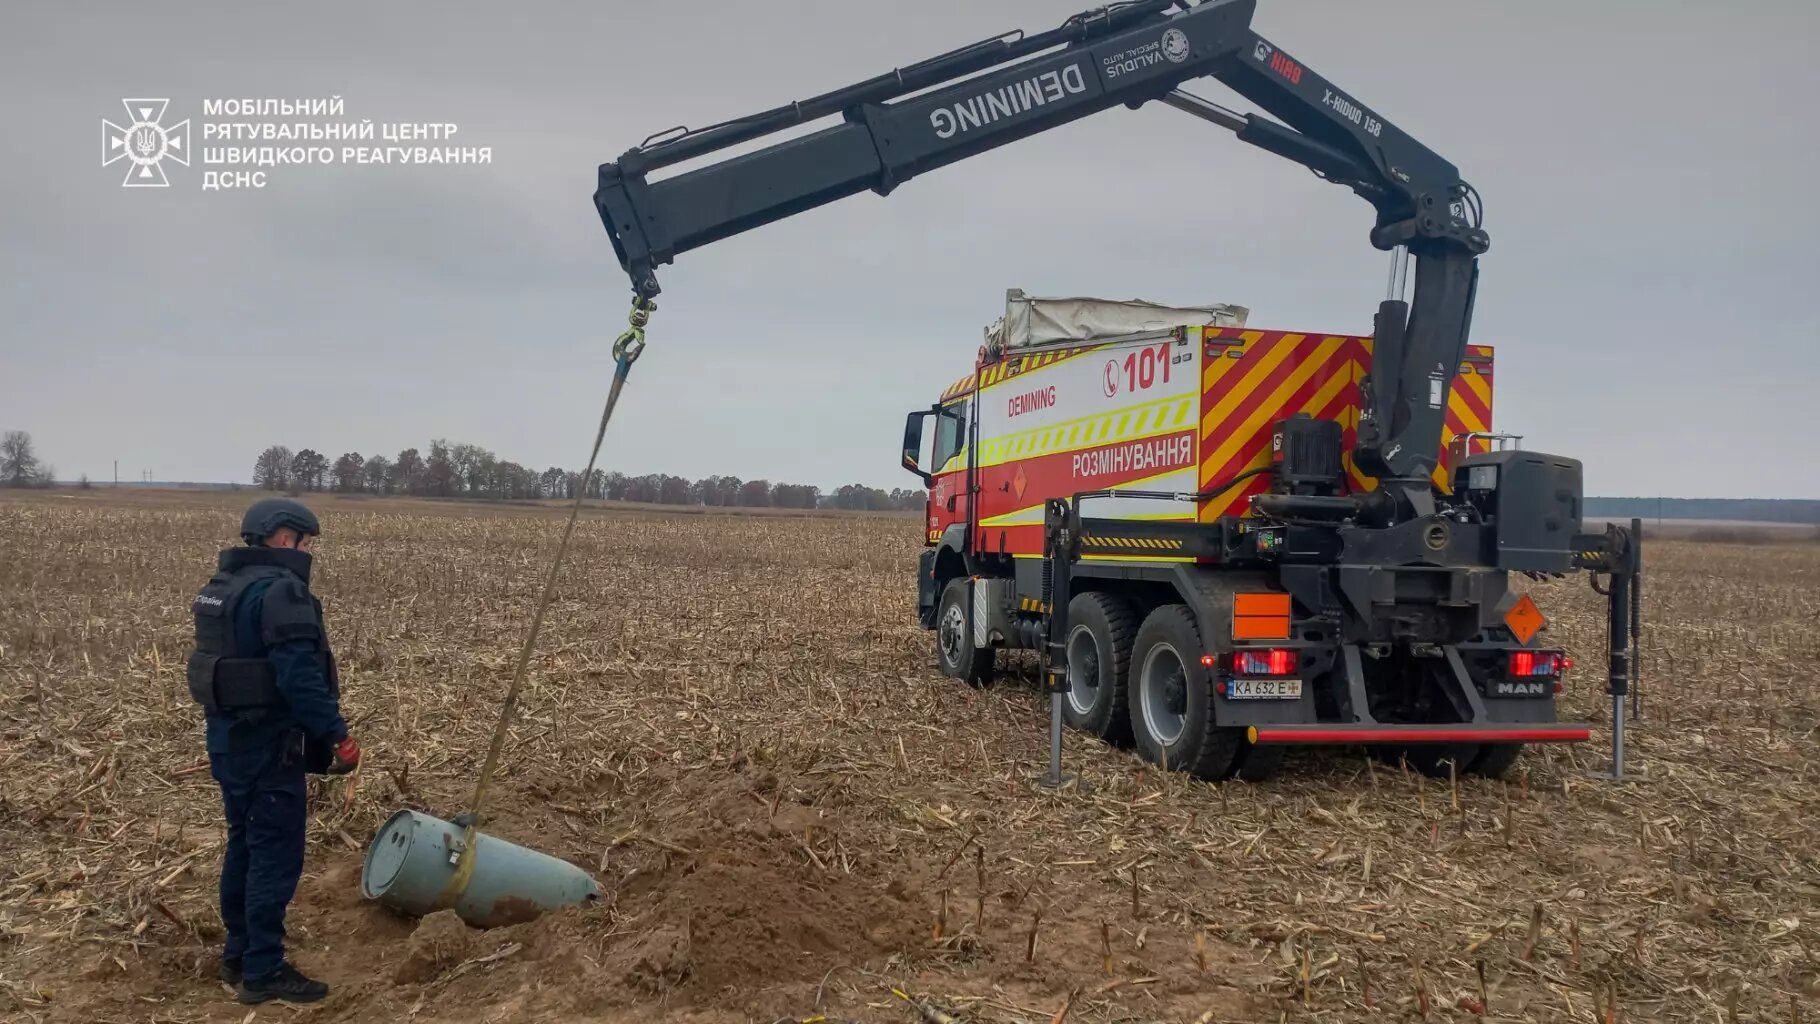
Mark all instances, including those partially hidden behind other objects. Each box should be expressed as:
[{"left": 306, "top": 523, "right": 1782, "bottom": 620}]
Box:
[
  {"left": 935, "top": 579, "right": 995, "bottom": 686},
  {"left": 1129, "top": 605, "right": 1243, "bottom": 780},
  {"left": 1468, "top": 743, "right": 1524, "bottom": 778},
  {"left": 1061, "top": 592, "right": 1137, "bottom": 744}
]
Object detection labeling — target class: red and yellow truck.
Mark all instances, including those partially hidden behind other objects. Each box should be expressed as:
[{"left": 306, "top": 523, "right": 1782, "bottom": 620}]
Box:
[
  {"left": 589, "top": 0, "right": 1646, "bottom": 787},
  {"left": 903, "top": 293, "right": 1579, "bottom": 782}
]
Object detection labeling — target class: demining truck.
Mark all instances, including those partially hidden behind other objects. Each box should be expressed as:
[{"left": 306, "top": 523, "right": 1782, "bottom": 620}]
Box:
[{"left": 591, "top": 0, "right": 1642, "bottom": 780}]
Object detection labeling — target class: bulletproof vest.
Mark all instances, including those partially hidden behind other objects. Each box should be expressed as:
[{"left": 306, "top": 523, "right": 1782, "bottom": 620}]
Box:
[{"left": 186, "top": 546, "right": 339, "bottom": 716}]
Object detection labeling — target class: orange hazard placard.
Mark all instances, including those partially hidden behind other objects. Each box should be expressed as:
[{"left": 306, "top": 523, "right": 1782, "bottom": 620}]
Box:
[
  {"left": 1232, "top": 592, "right": 1291, "bottom": 640},
  {"left": 1504, "top": 594, "right": 1546, "bottom": 645}
]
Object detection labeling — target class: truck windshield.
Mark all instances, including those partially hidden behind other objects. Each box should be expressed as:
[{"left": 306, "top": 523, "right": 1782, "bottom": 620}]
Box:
[{"left": 932, "top": 404, "right": 965, "bottom": 471}]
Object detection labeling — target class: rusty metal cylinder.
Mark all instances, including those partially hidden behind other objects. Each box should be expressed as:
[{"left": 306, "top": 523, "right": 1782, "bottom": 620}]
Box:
[{"left": 360, "top": 808, "right": 599, "bottom": 928}]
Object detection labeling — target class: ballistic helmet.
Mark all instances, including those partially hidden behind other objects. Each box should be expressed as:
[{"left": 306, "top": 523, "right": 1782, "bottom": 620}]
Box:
[{"left": 240, "top": 498, "right": 321, "bottom": 545}]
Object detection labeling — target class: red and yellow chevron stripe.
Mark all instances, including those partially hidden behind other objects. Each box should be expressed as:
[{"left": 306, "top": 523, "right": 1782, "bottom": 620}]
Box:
[{"left": 1196, "top": 329, "right": 1493, "bottom": 521}]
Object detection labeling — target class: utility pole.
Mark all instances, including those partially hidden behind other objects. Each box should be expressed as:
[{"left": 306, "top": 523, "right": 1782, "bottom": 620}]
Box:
[{"left": 113, "top": 460, "right": 118, "bottom": 486}]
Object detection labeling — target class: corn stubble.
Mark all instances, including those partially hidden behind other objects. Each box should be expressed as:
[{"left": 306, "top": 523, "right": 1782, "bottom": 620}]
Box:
[{"left": 0, "top": 489, "right": 1816, "bottom": 1023}]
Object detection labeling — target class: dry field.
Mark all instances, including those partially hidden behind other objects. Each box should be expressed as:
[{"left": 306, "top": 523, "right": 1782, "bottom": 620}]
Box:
[{"left": 1, "top": 488, "right": 1816, "bottom": 1024}]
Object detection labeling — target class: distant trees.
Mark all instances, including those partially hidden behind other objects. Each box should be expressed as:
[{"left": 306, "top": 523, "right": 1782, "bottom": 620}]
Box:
[
  {"left": 245, "top": 438, "right": 926, "bottom": 511},
  {"left": 253, "top": 445, "right": 293, "bottom": 490},
  {"left": 290, "top": 449, "right": 329, "bottom": 491},
  {"left": 423, "top": 440, "right": 457, "bottom": 498},
  {"left": 392, "top": 448, "right": 423, "bottom": 494},
  {"left": 829, "top": 483, "right": 924, "bottom": 511},
  {"left": 540, "top": 466, "right": 567, "bottom": 499},
  {"left": 331, "top": 452, "right": 365, "bottom": 492},
  {"left": 694, "top": 475, "right": 743, "bottom": 507},
  {"left": 771, "top": 483, "right": 821, "bottom": 509},
  {"left": 1, "top": 430, "right": 53, "bottom": 487},
  {"left": 362, "top": 455, "right": 391, "bottom": 494}
]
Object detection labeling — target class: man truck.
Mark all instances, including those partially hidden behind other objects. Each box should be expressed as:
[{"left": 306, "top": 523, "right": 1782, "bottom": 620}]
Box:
[
  {"left": 900, "top": 291, "right": 1577, "bottom": 781},
  {"left": 590, "top": 0, "right": 1641, "bottom": 781}
]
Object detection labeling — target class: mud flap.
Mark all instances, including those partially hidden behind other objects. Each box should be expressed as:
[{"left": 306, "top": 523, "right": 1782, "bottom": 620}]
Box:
[
  {"left": 916, "top": 550, "right": 939, "bottom": 628},
  {"left": 972, "top": 577, "right": 1014, "bottom": 648}
]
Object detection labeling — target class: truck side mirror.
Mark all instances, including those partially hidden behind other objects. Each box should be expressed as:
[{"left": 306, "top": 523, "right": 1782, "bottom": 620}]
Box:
[{"left": 901, "top": 410, "right": 932, "bottom": 484}]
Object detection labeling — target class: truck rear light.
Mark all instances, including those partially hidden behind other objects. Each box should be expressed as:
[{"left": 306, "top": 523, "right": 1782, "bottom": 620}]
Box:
[
  {"left": 1508, "top": 650, "right": 1565, "bottom": 677},
  {"left": 1233, "top": 648, "right": 1297, "bottom": 676}
]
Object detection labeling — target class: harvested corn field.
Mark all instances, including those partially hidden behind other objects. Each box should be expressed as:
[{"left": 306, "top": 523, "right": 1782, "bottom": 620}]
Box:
[{"left": 0, "top": 488, "right": 1816, "bottom": 1023}]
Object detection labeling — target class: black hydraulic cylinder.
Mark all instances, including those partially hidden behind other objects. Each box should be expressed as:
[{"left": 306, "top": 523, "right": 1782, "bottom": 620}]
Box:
[
  {"left": 1043, "top": 499, "right": 1075, "bottom": 693},
  {"left": 1250, "top": 493, "right": 1359, "bottom": 519},
  {"left": 1607, "top": 567, "right": 1630, "bottom": 696},
  {"left": 1041, "top": 499, "right": 1076, "bottom": 788},
  {"left": 1358, "top": 300, "right": 1407, "bottom": 463},
  {"left": 1602, "top": 552, "right": 1633, "bottom": 778},
  {"left": 1629, "top": 517, "right": 1644, "bottom": 718},
  {"left": 1234, "top": 117, "right": 1380, "bottom": 193},
  {"left": 1162, "top": 90, "right": 1381, "bottom": 198}
]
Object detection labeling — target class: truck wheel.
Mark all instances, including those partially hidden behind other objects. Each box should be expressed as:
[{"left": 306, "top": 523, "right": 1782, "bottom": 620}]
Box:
[
  {"left": 1402, "top": 743, "right": 1480, "bottom": 779},
  {"left": 1061, "top": 592, "right": 1136, "bottom": 744},
  {"left": 1129, "top": 605, "right": 1242, "bottom": 780},
  {"left": 935, "top": 579, "right": 995, "bottom": 686},
  {"left": 1468, "top": 743, "right": 1524, "bottom": 778}
]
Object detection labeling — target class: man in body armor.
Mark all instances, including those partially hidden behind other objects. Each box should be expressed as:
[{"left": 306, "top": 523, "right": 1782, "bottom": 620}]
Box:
[{"left": 187, "top": 498, "right": 359, "bottom": 1004}]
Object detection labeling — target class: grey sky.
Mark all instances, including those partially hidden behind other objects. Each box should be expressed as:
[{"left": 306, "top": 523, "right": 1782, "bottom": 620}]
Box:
[{"left": 3, "top": 0, "right": 1815, "bottom": 497}]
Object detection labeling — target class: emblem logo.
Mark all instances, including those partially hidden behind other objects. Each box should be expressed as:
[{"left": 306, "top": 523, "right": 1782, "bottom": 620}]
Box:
[
  {"left": 1161, "top": 28, "right": 1191, "bottom": 64},
  {"left": 103, "top": 98, "right": 190, "bottom": 188},
  {"left": 1253, "top": 40, "right": 1273, "bottom": 62}
]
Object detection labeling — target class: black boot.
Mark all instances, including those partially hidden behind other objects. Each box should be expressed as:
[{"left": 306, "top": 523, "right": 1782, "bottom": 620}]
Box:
[
  {"left": 218, "top": 956, "right": 243, "bottom": 985},
  {"left": 237, "top": 962, "right": 328, "bottom": 1004}
]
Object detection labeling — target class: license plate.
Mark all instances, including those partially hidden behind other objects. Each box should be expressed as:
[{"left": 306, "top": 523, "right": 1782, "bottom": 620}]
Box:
[{"left": 1227, "top": 678, "right": 1302, "bottom": 700}]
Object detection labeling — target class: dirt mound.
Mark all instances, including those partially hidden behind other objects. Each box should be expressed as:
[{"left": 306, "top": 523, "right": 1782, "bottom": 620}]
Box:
[
  {"left": 395, "top": 910, "right": 475, "bottom": 984},
  {"left": 293, "top": 767, "right": 932, "bottom": 1019},
  {"left": 321, "top": 820, "right": 925, "bottom": 1022},
  {"left": 609, "top": 840, "right": 921, "bottom": 997}
]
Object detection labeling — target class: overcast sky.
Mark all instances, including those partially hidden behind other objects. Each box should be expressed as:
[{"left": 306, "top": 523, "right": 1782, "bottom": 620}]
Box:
[{"left": 3, "top": 0, "right": 1815, "bottom": 497}]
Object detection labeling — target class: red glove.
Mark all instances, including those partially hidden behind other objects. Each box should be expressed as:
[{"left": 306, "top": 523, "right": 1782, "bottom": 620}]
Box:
[{"left": 328, "top": 735, "right": 361, "bottom": 775}]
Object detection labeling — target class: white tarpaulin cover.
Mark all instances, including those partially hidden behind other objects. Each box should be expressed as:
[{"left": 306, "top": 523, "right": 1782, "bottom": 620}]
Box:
[{"left": 985, "top": 288, "right": 1248, "bottom": 354}]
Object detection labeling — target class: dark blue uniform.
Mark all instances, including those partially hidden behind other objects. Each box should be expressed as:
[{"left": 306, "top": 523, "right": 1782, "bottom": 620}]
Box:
[{"left": 190, "top": 548, "right": 345, "bottom": 982}]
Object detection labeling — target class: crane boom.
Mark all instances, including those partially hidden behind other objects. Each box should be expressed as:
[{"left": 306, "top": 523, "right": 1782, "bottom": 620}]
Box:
[{"left": 593, "top": 0, "right": 1492, "bottom": 513}]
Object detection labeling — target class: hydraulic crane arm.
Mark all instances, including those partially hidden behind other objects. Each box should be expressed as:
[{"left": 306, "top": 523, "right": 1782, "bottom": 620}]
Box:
[{"left": 594, "top": 0, "right": 1491, "bottom": 506}]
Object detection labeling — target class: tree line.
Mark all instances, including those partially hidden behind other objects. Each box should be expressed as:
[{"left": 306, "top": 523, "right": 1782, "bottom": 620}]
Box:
[{"left": 252, "top": 441, "right": 926, "bottom": 511}]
